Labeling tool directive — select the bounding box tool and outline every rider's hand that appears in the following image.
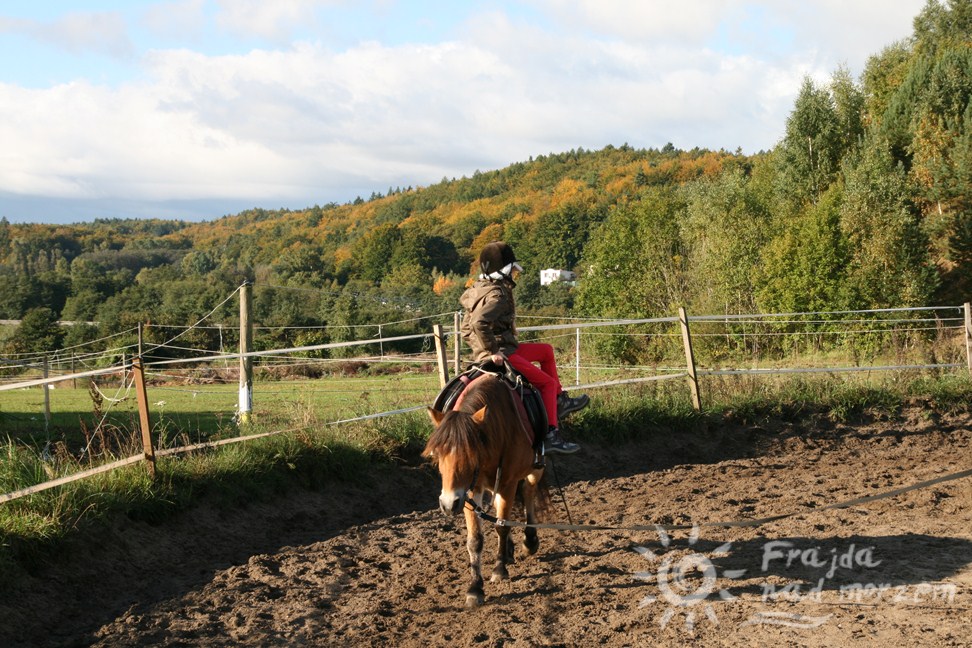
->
[490,353,506,365]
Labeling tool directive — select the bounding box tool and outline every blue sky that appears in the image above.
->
[0,0,927,224]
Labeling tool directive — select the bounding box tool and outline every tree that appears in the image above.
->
[0,217,10,258]
[831,66,866,148]
[4,307,65,356]
[351,223,400,283]
[862,42,913,131]
[756,186,849,314]
[576,189,687,319]
[840,141,938,307]
[774,76,849,212]
[530,203,594,272]
[913,0,972,57]
[681,166,774,315]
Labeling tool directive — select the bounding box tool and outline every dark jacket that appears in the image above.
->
[459,278,518,361]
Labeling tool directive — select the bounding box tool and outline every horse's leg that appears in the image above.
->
[463,501,485,607]
[522,472,541,555]
[489,487,515,583]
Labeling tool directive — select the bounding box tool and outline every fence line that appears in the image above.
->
[0,364,128,392]
[702,363,966,377]
[0,454,144,505]
[3,302,971,505]
[0,402,431,505]
[686,304,964,321]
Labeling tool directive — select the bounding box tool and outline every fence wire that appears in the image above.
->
[2,303,970,504]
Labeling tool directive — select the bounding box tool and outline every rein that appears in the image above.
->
[466,465,972,533]
[462,457,504,516]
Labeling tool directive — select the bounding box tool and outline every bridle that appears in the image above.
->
[460,458,504,516]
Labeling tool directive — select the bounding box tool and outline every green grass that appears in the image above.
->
[0,370,441,450]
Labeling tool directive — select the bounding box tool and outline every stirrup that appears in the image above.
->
[533,446,545,469]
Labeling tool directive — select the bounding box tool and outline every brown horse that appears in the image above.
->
[423,374,548,607]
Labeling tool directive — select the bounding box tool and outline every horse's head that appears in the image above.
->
[423,405,488,516]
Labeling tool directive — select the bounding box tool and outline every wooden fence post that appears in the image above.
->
[453,311,462,376]
[239,280,253,424]
[132,356,156,479]
[42,356,50,434]
[433,323,449,389]
[575,327,581,386]
[964,302,971,375]
[678,307,702,412]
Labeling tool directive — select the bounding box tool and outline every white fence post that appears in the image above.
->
[239,280,253,424]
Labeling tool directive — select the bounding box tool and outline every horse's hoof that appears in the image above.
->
[465,591,484,607]
[490,568,509,583]
[523,537,540,555]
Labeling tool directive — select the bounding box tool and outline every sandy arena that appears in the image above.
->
[2,404,972,647]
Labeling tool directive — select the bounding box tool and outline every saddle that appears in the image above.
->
[432,360,548,452]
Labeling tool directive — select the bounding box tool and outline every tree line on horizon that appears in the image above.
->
[0,0,970,365]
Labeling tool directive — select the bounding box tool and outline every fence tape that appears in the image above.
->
[0,454,145,504]
[0,364,129,392]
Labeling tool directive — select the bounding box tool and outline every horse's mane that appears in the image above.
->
[424,375,522,475]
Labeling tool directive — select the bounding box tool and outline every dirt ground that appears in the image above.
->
[2,404,972,647]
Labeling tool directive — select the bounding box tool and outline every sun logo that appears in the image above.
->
[634,524,746,631]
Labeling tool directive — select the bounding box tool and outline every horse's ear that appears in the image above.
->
[428,407,445,426]
[472,405,488,424]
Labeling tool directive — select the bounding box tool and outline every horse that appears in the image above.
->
[423,373,548,607]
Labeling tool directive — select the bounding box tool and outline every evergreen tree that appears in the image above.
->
[4,307,65,355]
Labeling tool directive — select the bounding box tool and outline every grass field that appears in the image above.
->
[0,369,444,450]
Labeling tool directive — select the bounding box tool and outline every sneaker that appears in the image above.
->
[544,427,580,454]
[557,391,590,418]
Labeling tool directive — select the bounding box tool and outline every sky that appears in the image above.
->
[0,0,929,225]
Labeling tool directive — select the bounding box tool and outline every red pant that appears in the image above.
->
[507,342,562,427]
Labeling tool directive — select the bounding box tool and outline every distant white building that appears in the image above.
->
[540,268,577,286]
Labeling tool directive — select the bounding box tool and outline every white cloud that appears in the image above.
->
[0,0,933,222]
[780,1,922,68]
[530,0,743,44]
[4,11,135,59]
[143,0,207,41]
[213,0,341,42]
